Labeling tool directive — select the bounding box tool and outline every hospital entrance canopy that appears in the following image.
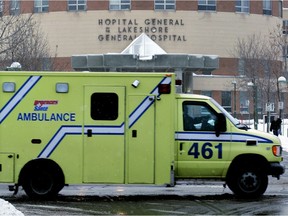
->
[72,33,218,74]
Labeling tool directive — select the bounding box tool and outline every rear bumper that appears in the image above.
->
[268,162,285,178]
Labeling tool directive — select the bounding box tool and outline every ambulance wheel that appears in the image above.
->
[226,165,268,198]
[20,159,64,199]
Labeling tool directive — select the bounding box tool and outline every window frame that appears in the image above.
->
[283,20,288,34]
[221,91,232,113]
[198,0,216,11]
[201,91,212,98]
[0,0,3,16]
[154,0,176,11]
[90,92,119,121]
[68,0,87,12]
[182,101,217,131]
[235,0,250,13]
[109,0,131,11]
[34,0,49,13]
[10,0,20,15]
[263,0,272,15]
[239,91,249,114]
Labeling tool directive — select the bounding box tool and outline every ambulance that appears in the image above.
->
[0,71,284,198]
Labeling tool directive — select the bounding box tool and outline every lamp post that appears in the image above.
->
[248,81,258,130]
[278,76,286,131]
[232,80,237,118]
[278,76,287,133]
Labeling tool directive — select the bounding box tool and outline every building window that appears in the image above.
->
[10,0,20,15]
[282,45,288,59]
[34,0,49,13]
[238,58,246,75]
[235,0,249,13]
[221,91,232,113]
[68,0,87,11]
[201,91,212,97]
[279,0,283,18]
[240,91,249,114]
[0,0,3,16]
[263,0,271,15]
[283,20,288,34]
[154,0,176,11]
[198,0,216,11]
[90,93,118,121]
[109,0,131,10]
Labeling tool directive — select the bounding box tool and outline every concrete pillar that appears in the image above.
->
[175,69,183,93]
[183,71,193,93]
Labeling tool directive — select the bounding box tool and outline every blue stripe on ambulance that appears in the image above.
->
[0,76,41,123]
[0,75,171,158]
[129,76,171,128]
[38,125,82,158]
[39,76,172,158]
[38,124,125,158]
[175,131,273,143]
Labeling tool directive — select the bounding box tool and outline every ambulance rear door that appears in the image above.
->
[127,94,156,184]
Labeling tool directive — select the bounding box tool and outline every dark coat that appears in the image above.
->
[270,118,282,136]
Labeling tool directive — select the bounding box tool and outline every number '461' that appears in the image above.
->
[188,142,222,159]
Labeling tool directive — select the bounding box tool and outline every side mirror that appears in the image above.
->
[215,113,227,137]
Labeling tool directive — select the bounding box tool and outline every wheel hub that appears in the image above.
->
[240,172,258,191]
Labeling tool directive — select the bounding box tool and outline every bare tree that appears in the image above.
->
[233,31,283,128]
[0,14,32,56]
[0,10,60,71]
[7,17,51,70]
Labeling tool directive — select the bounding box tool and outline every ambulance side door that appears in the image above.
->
[83,86,125,183]
[176,100,231,178]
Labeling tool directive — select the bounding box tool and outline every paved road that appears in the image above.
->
[0,152,287,215]
[1,179,288,215]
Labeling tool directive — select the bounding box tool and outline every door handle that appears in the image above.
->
[87,129,92,137]
[132,130,137,138]
[180,142,184,151]
[179,143,185,155]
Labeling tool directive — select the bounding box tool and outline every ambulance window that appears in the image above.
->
[183,101,216,131]
[91,93,118,120]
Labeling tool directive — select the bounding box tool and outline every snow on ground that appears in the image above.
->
[0,199,24,216]
[1,119,288,215]
[279,136,288,152]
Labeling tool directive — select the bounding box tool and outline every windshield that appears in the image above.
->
[209,97,239,126]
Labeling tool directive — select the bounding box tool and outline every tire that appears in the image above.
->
[20,159,64,199]
[227,165,268,198]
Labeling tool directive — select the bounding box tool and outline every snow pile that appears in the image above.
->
[0,199,24,216]
[279,136,288,152]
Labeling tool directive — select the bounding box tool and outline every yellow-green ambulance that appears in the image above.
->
[0,71,284,198]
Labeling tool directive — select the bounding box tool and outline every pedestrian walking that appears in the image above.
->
[270,118,282,136]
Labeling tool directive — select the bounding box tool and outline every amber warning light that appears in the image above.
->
[158,84,171,94]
